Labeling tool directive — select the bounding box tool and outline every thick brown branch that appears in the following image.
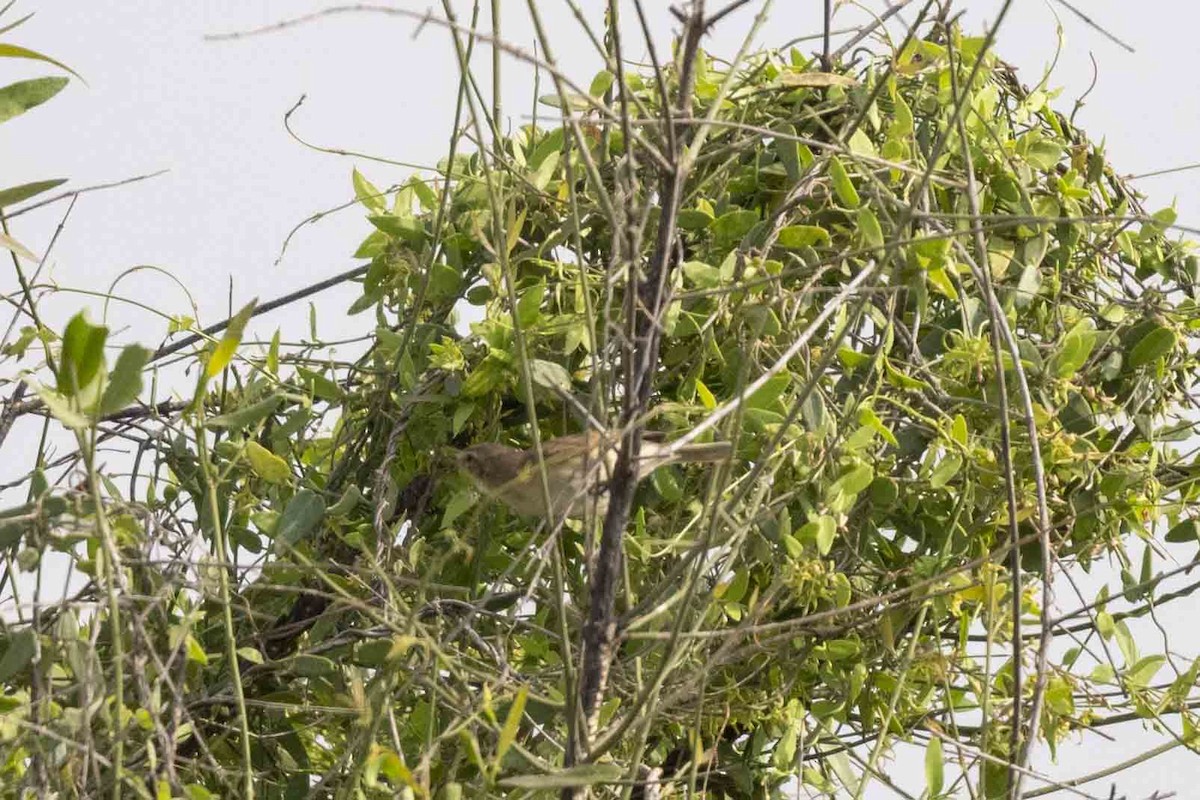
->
[575,0,709,755]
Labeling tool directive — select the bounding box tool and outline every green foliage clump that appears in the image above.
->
[3,15,1199,800]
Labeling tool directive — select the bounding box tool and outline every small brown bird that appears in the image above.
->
[455,430,733,520]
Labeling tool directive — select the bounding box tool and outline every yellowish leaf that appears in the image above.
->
[205,299,257,380]
[779,71,858,88]
[0,231,37,262]
[245,441,291,485]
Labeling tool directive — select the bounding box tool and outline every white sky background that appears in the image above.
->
[2,0,1198,796]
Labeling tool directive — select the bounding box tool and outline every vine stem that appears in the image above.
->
[942,17,1055,790]
[77,427,126,800]
[194,424,255,799]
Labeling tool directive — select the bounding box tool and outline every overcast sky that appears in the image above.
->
[3,1,1198,796]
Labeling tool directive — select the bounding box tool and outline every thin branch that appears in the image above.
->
[1050,0,1135,53]
[150,263,369,362]
[0,170,168,222]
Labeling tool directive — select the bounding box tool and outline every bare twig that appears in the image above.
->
[1050,0,1135,53]
[151,263,369,361]
[0,170,168,222]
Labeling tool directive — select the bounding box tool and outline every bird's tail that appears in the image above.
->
[673,440,734,463]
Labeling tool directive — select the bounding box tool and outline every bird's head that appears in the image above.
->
[455,442,523,490]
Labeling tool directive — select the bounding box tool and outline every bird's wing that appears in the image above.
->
[526,432,604,465]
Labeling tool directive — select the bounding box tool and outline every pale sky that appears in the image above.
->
[2,1,1198,796]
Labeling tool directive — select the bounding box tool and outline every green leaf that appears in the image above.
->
[857,207,885,249]
[929,453,963,489]
[682,260,721,288]
[1126,655,1165,687]
[781,532,804,558]
[1046,676,1074,715]
[890,93,914,136]
[529,359,572,393]
[1054,319,1097,378]
[747,373,790,411]
[245,441,291,485]
[828,156,861,208]
[0,76,68,124]
[537,92,592,111]
[988,237,1016,278]
[237,646,264,665]
[294,368,342,403]
[847,128,877,158]
[776,225,830,249]
[0,43,83,79]
[677,208,713,230]
[815,519,837,555]
[885,360,930,391]
[428,262,462,301]
[98,345,150,416]
[516,281,544,327]
[205,299,257,379]
[184,634,208,664]
[184,784,216,800]
[292,654,336,677]
[715,570,749,604]
[1148,206,1177,233]
[799,515,838,556]
[588,69,615,97]
[57,312,108,397]
[1014,262,1042,306]
[33,384,88,429]
[205,393,284,430]
[353,229,389,259]
[408,177,438,211]
[1114,619,1138,666]
[495,686,528,765]
[466,284,493,305]
[1165,519,1200,544]
[499,764,624,790]
[274,489,326,550]
[0,629,35,681]
[838,347,872,370]
[264,330,280,376]
[367,213,426,244]
[1127,324,1176,368]
[855,407,898,446]
[328,485,365,518]
[1024,138,1064,171]
[530,150,559,190]
[505,207,526,256]
[779,70,858,88]
[950,414,969,446]
[352,167,387,213]
[927,267,959,299]
[1096,610,1114,640]
[354,639,395,667]
[441,489,476,529]
[773,717,800,770]
[925,737,944,796]
[869,476,898,506]
[774,127,803,181]
[452,402,475,435]
[829,465,873,499]
[712,209,759,241]
[0,177,65,207]
[0,230,36,262]
[695,379,716,410]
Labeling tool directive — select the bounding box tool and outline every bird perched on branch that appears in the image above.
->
[455,430,732,520]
